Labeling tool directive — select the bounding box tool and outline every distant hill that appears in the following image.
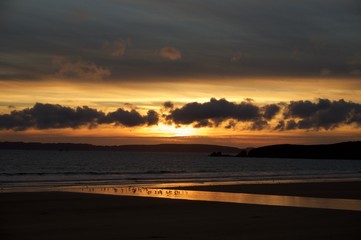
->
[2,141,360,159]
[244,141,361,160]
[0,142,241,153]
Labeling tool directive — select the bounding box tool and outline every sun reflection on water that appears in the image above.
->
[63,186,361,212]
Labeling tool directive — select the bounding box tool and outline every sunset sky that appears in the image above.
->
[1,0,361,147]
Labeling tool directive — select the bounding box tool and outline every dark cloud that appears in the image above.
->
[1,0,360,81]
[250,120,269,131]
[145,110,159,126]
[282,99,361,130]
[193,119,213,128]
[274,120,285,131]
[163,101,174,110]
[166,98,361,131]
[0,103,104,131]
[262,104,281,120]
[102,109,146,127]
[285,120,298,130]
[166,98,262,127]
[285,99,329,118]
[1,99,361,131]
[0,103,159,131]
[100,108,159,127]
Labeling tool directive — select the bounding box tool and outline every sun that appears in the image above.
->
[150,123,197,137]
[173,126,196,137]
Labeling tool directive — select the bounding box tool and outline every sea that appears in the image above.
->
[1,150,361,188]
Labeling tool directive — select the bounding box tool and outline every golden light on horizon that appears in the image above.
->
[2,77,361,113]
[1,77,361,146]
[149,123,201,137]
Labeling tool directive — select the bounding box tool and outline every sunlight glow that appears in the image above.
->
[150,123,198,137]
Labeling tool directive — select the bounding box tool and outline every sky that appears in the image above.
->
[1,0,361,147]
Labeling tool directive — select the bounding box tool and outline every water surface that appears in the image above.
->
[1,150,361,187]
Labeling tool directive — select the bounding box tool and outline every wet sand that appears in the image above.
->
[176,180,361,199]
[1,181,361,240]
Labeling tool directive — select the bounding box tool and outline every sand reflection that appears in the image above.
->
[65,186,361,212]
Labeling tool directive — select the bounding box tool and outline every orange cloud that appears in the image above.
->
[53,56,111,81]
[159,47,181,61]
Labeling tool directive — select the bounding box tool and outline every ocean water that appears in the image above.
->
[1,150,361,187]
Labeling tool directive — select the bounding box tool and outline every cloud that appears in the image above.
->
[97,108,159,127]
[166,98,361,131]
[250,120,269,130]
[163,101,174,109]
[145,110,159,126]
[102,38,131,57]
[285,120,298,130]
[159,47,182,61]
[282,99,361,130]
[53,56,111,81]
[262,104,281,120]
[166,98,262,127]
[0,103,104,131]
[194,119,213,128]
[101,109,146,127]
[1,98,360,132]
[0,103,159,131]
[284,100,325,118]
[1,0,361,81]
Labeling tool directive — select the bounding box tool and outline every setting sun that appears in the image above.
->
[150,123,199,137]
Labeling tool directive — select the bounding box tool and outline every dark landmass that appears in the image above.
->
[1,141,360,159]
[244,141,361,160]
[209,141,361,160]
[0,142,240,153]
[209,151,232,157]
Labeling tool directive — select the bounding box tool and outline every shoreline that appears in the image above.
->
[175,179,361,199]
[2,177,361,194]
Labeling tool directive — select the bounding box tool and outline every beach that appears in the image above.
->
[1,181,361,240]
[175,180,361,199]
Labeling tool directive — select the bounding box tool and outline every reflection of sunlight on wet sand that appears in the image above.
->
[63,186,361,212]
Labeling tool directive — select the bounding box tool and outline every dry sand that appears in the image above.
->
[1,181,361,240]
